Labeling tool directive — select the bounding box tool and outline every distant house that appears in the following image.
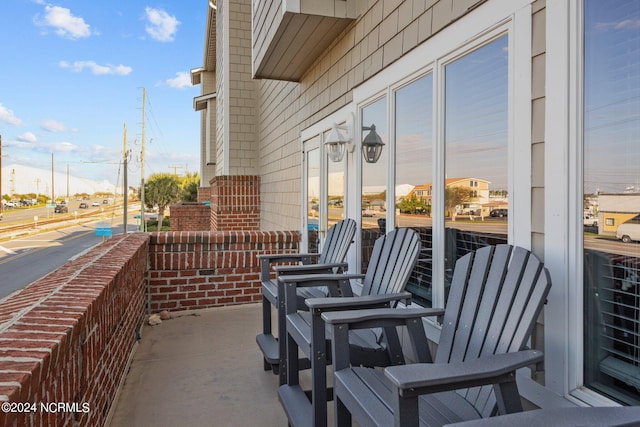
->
[596,193,640,236]
[406,178,492,216]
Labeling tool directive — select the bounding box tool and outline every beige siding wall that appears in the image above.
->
[530,0,546,385]
[216,0,259,176]
[228,0,258,175]
[531,0,546,259]
[216,0,225,177]
[252,0,280,75]
[257,0,498,230]
[202,71,217,185]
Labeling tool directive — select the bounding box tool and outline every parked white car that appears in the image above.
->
[616,222,640,243]
[583,214,598,226]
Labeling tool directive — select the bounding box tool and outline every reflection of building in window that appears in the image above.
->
[596,193,640,236]
[404,177,500,217]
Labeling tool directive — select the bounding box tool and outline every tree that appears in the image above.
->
[144,173,182,226]
[180,172,200,202]
[396,194,429,215]
[444,186,475,221]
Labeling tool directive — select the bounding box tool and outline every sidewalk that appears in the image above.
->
[108,304,287,427]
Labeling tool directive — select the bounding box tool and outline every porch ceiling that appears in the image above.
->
[253,11,354,82]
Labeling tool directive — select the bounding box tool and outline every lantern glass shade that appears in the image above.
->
[362,124,384,163]
[326,141,346,162]
[325,125,350,162]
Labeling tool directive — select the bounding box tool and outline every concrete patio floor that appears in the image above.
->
[108,303,288,427]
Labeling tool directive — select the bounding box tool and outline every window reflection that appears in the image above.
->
[583,0,640,405]
[307,145,320,253]
[395,75,434,306]
[326,129,345,228]
[444,35,509,301]
[361,98,387,272]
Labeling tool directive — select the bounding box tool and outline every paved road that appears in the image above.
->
[0,216,138,300]
[0,199,113,224]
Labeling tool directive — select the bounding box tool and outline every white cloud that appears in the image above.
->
[35,5,91,39]
[0,103,22,126]
[165,71,191,89]
[17,132,38,143]
[144,7,180,42]
[40,119,76,132]
[59,60,132,76]
[52,141,78,152]
[596,19,640,31]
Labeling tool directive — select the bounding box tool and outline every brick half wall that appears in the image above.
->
[170,202,212,231]
[148,230,301,312]
[0,233,149,427]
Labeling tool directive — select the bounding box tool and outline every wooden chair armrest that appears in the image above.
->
[278,273,365,286]
[306,292,412,311]
[273,262,348,274]
[322,307,444,327]
[384,350,543,396]
[257,253,316,263]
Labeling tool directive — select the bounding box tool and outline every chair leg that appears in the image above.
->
[278,289,288,385]
[262,294,272,335]
[335,395,351,427]
[392,390,419,427]
[262,295,273,372]
[310,312,327,427]
[494,378,523,414]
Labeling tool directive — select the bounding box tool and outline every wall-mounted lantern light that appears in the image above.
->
[361,124,384,164]
[325,114,354,162]
[324,115,384,164]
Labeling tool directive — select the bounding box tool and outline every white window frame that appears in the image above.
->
[353,0,532,321]
[546,0,628,407]
[301,105,357,265]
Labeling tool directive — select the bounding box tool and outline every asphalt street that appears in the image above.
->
[0,214,138,300]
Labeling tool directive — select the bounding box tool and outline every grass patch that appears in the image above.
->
[146,217,171,232]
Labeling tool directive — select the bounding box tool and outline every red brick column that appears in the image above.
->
[210,175,260,231]
[197,186,210,203]
[170,202,211,231]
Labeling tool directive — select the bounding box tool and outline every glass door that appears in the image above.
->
[303,136,322,253]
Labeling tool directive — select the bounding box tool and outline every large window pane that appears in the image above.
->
[395,75,434,306]
[444,35,509,301]
[583,0,640,405]
[361,97,387,272]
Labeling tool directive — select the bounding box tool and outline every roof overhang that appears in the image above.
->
[252,1,356,81]
[190,67,205,85]
[193,92,217,111]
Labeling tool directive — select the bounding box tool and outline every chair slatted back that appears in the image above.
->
[361,228,421,297]
[434,245,552,417]
[318,219,357,265]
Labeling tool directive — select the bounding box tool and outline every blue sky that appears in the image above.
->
[0,0,205,190]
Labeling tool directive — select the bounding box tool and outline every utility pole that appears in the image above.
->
[140,87,146,232]
[51,153,55,202]
[9,169,15,196]
[123,123,129,234]
[168,165,183,175]
[66,164,69,202]
[0,134,3,216]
